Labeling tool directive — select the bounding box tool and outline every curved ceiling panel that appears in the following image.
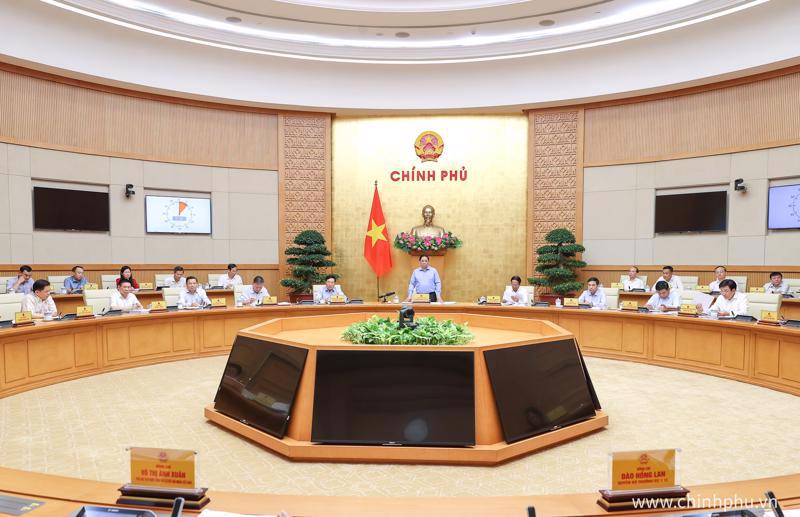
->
[44,0,766,62]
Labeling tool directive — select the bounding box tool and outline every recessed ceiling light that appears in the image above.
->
[395,32,410,38]
[376,32,383,36]
[225,16,241,23]
[539,19,555,26]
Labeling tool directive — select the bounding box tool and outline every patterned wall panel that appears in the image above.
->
[529,110,583,280]
[279,115,332,282]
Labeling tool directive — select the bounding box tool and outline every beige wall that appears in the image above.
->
[332,115,528,302]
[582,144,800,266]
[0,143,279,264]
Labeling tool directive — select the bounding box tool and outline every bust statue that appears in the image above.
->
[411,205,446,238]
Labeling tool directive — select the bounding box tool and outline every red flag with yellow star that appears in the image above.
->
[363,185,393,277]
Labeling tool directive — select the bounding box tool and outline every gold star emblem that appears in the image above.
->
[365,219,387,248]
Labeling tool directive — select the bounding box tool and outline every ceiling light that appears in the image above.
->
[539,19,555,26]
[395,32,410,38]
[225,16,241,23]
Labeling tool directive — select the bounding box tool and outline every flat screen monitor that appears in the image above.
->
[483,339,599,443]
[213,336,308,438]
[312,350,475,446]
[654,191,727,233]
[145,195,211,234]
[33,186,110,231]
[767,183,800,230]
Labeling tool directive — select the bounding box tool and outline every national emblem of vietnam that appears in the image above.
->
[414,131,444,162]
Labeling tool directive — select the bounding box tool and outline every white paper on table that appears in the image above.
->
[692,291,715,313]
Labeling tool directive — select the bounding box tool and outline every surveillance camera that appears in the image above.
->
[125,184,136,198]
[733,178,746,192]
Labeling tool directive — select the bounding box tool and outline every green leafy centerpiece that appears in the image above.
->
[342,316,474,345]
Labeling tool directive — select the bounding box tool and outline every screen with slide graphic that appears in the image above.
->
[768,183,800,230]
[145,195,212,234]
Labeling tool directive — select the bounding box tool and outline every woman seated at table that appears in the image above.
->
[116,265,140,290]
[624,266,645,291]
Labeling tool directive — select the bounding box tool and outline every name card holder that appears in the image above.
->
[620,300,639,311]
[412,293,431,303]
[13,311,34,327]
[749,287,765,293]
[563,298,579,308]
[610,282,623,289]
[757,310,780,326]
[329,295,347,304]
[139,282,154,291]
[76,305,95,318]
[695,285,711,293]
[210,298,227,308]
[599,448,686,511]
[678,304,699,317]
[85,283,99,290]
[149,300,167,312]
[485,295,501,305]
[261,296,278,306]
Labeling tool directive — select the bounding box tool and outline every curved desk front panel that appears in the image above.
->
[1,304,799,398]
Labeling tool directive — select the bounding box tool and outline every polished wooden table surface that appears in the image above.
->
[1,304,799,516]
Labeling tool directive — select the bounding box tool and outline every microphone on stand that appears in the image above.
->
[378,291,396,303]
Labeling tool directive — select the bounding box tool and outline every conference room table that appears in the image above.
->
[617,290,800,319]
[1,302,799,516]
[51,289,236,314]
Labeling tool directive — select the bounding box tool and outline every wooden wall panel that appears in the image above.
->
[527,109,584,281]
[584,71,800,166]
[0,68,278,169]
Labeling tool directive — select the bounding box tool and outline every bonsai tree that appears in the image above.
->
[280,230,337,294]
[528,228,586,295]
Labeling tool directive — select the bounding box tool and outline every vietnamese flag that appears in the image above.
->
[363,185,393,277]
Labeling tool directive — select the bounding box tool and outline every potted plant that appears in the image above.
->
[280,230,337,303]
[528,228,586,304]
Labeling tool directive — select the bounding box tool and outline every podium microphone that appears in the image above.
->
[378,291,396,302]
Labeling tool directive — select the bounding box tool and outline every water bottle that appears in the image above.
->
[555,298,562,308]
[709,308,719,320]
[392,294,400,304]
[177,301,184,310]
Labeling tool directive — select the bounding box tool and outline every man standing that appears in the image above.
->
[406,255,441,302]
[6,265,34,294]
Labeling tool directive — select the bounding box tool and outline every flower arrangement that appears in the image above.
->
[342,316,474,345]
[393,231,463,252]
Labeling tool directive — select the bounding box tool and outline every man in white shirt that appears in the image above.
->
[708,279,748,317]
[764,272,789,295]
[238,276,270,306]
[646,281,681,312]
[578,277,607,308]
[20,279,57,319]
[709,266,727,293]
[179,276,210,307]
[164,266,186,289]
[219,263,243,289]
[502,275,529,306]
[110,279,142,311]
[623,266,645,291]
[315,275,347,304]
[652,266,684,292]
[6,265,34,294]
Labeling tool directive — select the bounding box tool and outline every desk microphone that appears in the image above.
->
[378,291,396,302]
[170,497,185,517]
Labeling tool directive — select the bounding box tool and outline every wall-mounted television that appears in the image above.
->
[311,350,475,446]
[768,183,800,230]
[145,195,211,234]
[483,339,599,444]
[33,186,110,232]
[654,190,727,233]
[213,336,308,439]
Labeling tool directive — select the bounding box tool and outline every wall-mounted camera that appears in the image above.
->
[733,178,747,193]
[125,184,136,198]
